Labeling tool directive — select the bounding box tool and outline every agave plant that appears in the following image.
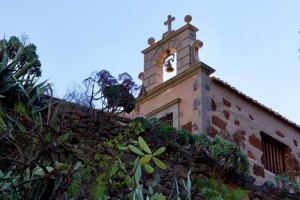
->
[0,37,49,125]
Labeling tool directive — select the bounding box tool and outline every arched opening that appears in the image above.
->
[163,52,177,82]
[156,48,177,82]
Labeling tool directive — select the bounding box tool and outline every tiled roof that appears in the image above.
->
[210,76,300,131]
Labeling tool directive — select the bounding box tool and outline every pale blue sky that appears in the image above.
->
[2,1,300,123]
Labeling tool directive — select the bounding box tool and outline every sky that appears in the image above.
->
[2,1,300,123]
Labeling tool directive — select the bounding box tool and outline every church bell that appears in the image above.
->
[165,62,174,72]
[163,49,175,73]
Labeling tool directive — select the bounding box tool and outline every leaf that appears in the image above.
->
[148,186,153,195]
[135,165,142,183]
[124,175,132,187]
[139,155,152,165]
[45,132,54,143]
[61,131,72,143]
[67,181,80,198]
[138,136,152,154]
[152,157,167,170]
[54,161,68,171]
[150,193,166,200]
[133,157,139,170]
[144,164,154,173]
[128,145,145,156]
[118,145,128,151]
[74,161,83,171]
[33,166,53,177]
[153,147,166,156]
[135,184,144,200]
[152,173,160,187]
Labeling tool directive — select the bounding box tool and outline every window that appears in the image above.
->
[159,113,173,126]
[261,132,288,174]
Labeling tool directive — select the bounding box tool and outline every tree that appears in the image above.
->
[0,35,41,78]
[64,82,91,107]
[65,70,140,113]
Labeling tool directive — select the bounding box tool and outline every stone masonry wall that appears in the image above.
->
[207,79,300,185]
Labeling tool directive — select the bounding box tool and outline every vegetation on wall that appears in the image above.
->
[64,70,140,113]
[1,35,298,200]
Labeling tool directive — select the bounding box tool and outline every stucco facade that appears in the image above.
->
[132,15,300,185]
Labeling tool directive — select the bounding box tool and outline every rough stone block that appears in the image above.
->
[234,120,240,126]
[275,130,285,138]
[249,114,254,120]
[211,99,216,111]
[247,150,255,160]
[223,110,230,120]
[212,115,227,130]
[293,139,298,147]
[206,125,218,137]
[249,134,262,150]
[222,98,232,107]
[253,164,265,177]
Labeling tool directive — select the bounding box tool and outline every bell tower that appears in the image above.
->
[136,15,215,133]
[140,15,206,91]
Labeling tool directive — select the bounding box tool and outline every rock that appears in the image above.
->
[212,115,227,130]
[253,164,265,178]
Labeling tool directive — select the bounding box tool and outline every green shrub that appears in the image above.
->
[274,173,300,197]
[201,188,223,200]
[198,178,249,200]
[204,137,249,179]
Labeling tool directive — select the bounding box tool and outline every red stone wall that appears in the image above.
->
[207,80,300,185]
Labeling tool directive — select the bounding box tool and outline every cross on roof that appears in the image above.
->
[164,15,175,34]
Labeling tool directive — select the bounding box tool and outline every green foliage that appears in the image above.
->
[198,178,249,200]
[90,179,107,200]
[181,168,193,200]
[110,120,144,149]
[274,173,300,197]
[200,136,249,179]
[130,161,166,200]
[103,84,135,113]
[67,181,81,199]
[230,189,249,200]
[201,188,223,200]
[1,36,41,77]
[0,35,90,199]
[262,180,275,192]
[122,136,167,200]
[127,136,167,173]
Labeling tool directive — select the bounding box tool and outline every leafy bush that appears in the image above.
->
[198,178,249,200]
[274,173,300,197]
[202,136,249,179]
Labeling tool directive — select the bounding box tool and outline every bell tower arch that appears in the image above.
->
[141,15,204,91]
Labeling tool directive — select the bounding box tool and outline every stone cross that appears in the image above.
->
[164,15,175,34]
